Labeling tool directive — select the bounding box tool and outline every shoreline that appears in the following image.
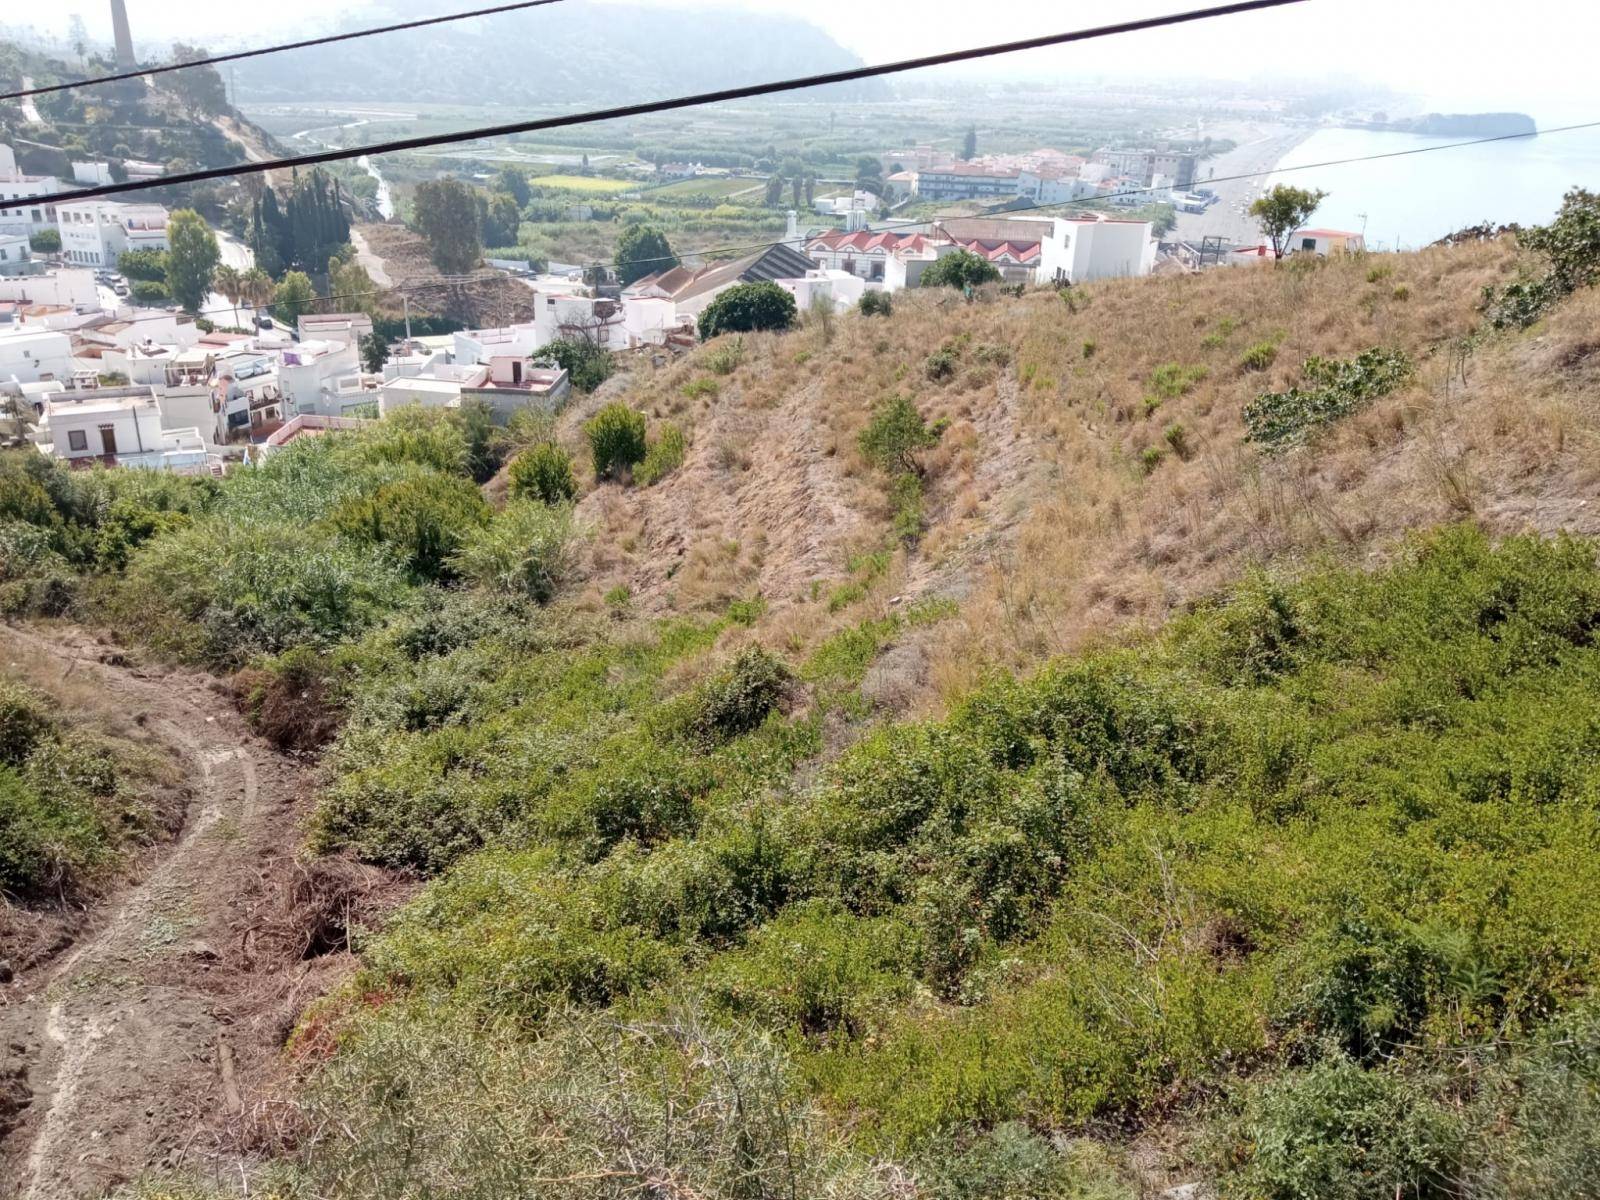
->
[1171,124,1312,247]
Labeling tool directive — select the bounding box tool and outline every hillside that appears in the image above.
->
[230,1,889,106]
[5,206,1600,1197]
[0,38,278,184]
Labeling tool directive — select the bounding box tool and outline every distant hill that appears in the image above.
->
[1365,112,1538,138]
[230,1,887,106]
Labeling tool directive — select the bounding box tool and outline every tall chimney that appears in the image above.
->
[786,210,798,244]
[110,0,136,70]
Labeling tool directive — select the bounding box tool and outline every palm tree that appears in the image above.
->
[241,267,274,324]
[212,264,243,329]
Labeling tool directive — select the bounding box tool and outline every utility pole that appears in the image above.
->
[402,292,411,342]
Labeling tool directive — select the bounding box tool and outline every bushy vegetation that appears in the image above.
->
[507,442,578,505]
[1484,187,1600,328]
[285,527,1600,1196]
[697,281,797,340]
[920,248,1003,290]
[539,336,614,393]
[0,405,521,668]
[0,676,159,896]
[1242,347,1413,449]
[585,403,648,480]
[634,422,687,487]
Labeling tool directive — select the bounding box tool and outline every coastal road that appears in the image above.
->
[1174,128,1308,247]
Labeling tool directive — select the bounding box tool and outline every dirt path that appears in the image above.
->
[0,625,320,1200]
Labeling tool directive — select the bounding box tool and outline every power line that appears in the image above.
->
[604,118,1600,274]
[0,0,568,104]
[0,0,1306,213]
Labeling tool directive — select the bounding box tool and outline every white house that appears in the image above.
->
[1289,228,1367,256]
[57,201,169,269]
[0,268,98,311]
[36,386,208,472]
[0,327,72,384]
[532,295,628,352]
[0,234,36,276]
[299,312,374,344]
[71,161,114,187]
[377,357,569,421]
[1037,216,1158,284]
[275,338,367,417]
[776,269,867,313]
[454,323,545,365]
[0,145,63,241]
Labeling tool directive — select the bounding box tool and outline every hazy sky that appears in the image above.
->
[23,1,1600,120]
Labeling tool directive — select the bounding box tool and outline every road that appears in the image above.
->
[17,78,41,125]
[202,232,255,328]
[1173,128,1309,247]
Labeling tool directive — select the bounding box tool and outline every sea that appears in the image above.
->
[1263,121,1600,251]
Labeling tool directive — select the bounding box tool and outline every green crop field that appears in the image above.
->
[645,177,764,201]
[528,174,636,194]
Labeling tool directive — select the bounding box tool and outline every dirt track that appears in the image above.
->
[0,625,328,1200]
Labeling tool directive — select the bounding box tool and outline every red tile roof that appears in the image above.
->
[806,230,931,255]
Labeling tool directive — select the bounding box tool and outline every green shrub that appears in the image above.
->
[1148,362,1208,399]
[921,249,1002,290]
[1225,1057,1465,1200]
[1243,347,1413,449]
[706,901,916,1034]
[680,377,719,400]
[0,679,54,767]
[117,249,168,282]
[450,501,576,603]
[924,348,958,382]
[917,1124,1135,1200]
[634,423,687,487]
[1240,340,1279,372]
[585,403,648,480]
[688,646,790,745]
[858,395,943,476]
[116,521,411,666]
[507,442,577,505]
[859,290,893,317]
[698,282,796,340]
[1163,423,1190,459]
[1140,445,1164,474]
[537,336,613,393]
[701,336,745,376]
[1484,188,1600,328]
[329,471,491,583]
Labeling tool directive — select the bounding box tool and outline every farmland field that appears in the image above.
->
[642,176,765,201]
[528,174,636,193]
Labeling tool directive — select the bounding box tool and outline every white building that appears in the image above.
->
[0,268,98,311]
[533,295,629,352]
[1289,228,1367,256]
[1038,216,1158,284]
[776,269,867,313]
[0,145,63,241]
[0,327,72,384]
[36,386,208,472]
[454,323,545,365]
[71,161,114,187]
[57,201,169,269]
[276,338,366,417]
[0,234,36,276]
[377,356,569,421]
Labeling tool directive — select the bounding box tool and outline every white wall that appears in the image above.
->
[0,269,98,310]
[0,329,71,383]
[46,399,164,461]
[455,324,542,364]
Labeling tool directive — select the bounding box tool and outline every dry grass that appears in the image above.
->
[544,240,1600,715]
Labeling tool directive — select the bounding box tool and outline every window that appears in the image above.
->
[1301,237,1317,252]
[67,429,87,451]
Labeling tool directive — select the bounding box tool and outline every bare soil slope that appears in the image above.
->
[533,240,1600,710]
